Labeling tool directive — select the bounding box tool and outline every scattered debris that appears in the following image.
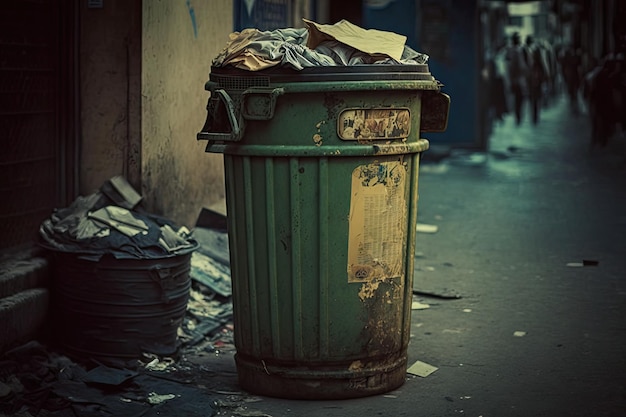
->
[193,226,230,266]
[513,331,527,337]
[416,223,439,233]
[0,341,219,416]
[413,289,462,300]
[567,259,599,267]
[407,360,438,377]
[191,251,232,297]
[180,285,234,350]
[412,301,431,310]
[143,357,176,372]
[147,392,178,405]
[214,399,273,417]
[83,364,138,386]
[195,204,227,232]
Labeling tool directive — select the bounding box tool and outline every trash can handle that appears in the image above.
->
[241,87,284,120]
[197,88,243,142]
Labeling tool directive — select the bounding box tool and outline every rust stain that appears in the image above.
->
[358,279,381,301]
[373,144,412,155]
[348,360,364,371]
[313,120,326,146]
[358,279,404,355]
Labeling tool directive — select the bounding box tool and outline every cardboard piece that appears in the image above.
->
[303,18,406,61]
[100,176,142,209]
[407,360,438,377]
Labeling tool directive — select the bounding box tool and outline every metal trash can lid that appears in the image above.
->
[209,64,437,89]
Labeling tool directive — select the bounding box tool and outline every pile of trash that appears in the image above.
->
[0,340,223,416]
[36,176,235,359]
[38,176,197,261]
[213,18,429,71]
[1,179,240,415]
[179,225,234,355]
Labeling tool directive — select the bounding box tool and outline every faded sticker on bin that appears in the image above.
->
[347,160,408,282]
[338,108,411,140]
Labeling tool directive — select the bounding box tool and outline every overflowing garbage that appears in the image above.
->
[212,18,429,71]
[38,176,197,261]
[35,176,236,352]
[35,176,236,359]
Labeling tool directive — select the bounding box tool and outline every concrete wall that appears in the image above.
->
[79,1,231,229]
[142,1,232,228]
[79,1,142,195]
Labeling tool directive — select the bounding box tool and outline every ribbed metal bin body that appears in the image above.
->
[200,66,446,399]
[51,252,192,362]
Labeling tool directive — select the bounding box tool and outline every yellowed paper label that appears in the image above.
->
[338,108,411,140]
[347,160,407,282]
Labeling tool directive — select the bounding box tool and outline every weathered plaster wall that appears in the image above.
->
[79,1,142,195]
[142,1,231,228]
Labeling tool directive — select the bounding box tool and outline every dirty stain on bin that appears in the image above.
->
[198,23,449,400]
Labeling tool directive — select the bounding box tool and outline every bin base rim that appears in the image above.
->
[234,352,407,400]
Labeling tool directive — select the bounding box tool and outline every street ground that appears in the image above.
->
[2,94,625,417]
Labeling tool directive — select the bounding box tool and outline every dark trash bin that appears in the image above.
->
[39,194,197,364]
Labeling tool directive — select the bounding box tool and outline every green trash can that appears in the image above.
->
[198,64,449,399]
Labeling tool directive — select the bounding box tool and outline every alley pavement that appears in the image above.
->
[2,94,625,417]
[194,95,626,417]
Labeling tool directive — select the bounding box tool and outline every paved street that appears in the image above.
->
[2,95,625,417]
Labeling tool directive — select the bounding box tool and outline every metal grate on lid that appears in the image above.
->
[210,74,271,91]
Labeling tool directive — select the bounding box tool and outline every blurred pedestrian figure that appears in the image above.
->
[584,52,626,146]
[581,13,626,147]
[483,45,508,122]
[505,32,528,125]
[540,39,558,105]
[559,45,582,114]
[524,35,548,124]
